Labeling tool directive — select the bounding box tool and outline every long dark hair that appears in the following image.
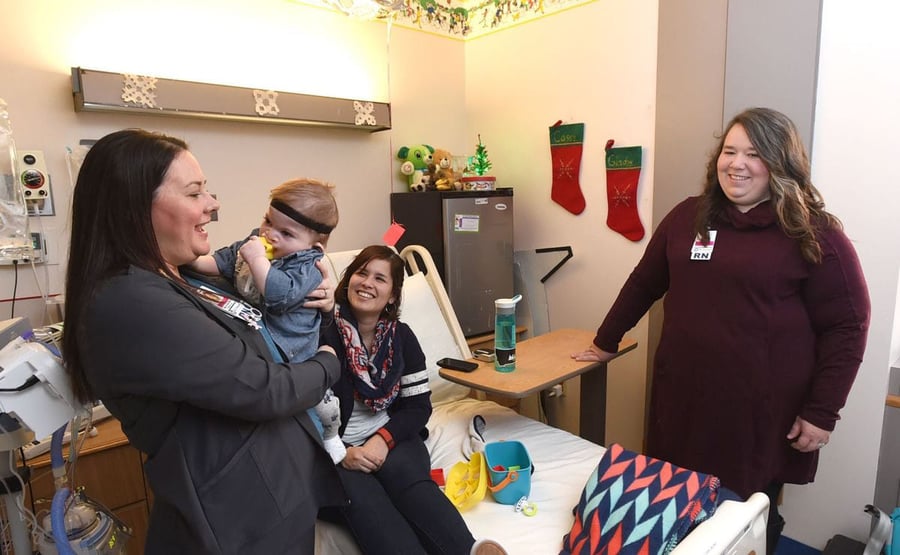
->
[693,107,840,263]
[335,246,406,321]
[62,129,188,402]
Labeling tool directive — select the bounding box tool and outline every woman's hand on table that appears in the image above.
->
[305,255,336,313]
[571,344,617,363]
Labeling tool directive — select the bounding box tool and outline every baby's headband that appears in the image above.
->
[270,199,334,234]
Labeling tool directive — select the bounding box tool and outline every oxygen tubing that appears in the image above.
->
[50,487,76,555]
[50,424,76,555]
[50,425,65,471]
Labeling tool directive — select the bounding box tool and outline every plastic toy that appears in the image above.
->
[444,452,488,511]
[258,236,274,260]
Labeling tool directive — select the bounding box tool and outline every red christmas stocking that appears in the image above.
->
[549,121,586,215]
[605,140,645,241]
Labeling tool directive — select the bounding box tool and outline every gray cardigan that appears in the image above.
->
[82,266,345,554]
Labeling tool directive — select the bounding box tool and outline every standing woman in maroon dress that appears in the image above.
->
[573,107,870,553]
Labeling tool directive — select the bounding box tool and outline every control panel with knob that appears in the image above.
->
[15,150,55,216]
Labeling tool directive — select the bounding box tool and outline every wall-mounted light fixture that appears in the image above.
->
[70,67,391,132]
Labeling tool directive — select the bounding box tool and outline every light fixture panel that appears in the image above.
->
[71,67,390,132]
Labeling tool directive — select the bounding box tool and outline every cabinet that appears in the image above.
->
[26,418,149,555]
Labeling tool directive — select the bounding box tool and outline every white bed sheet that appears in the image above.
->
[315,397,603,554]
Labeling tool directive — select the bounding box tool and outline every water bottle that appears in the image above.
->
[494,294,522,372]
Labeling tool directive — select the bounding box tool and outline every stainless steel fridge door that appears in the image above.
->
[442,193,514,336]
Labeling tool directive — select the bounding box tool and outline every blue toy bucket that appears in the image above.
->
[485,441,532,505]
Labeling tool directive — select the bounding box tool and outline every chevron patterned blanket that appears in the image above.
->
[560,443,721,555]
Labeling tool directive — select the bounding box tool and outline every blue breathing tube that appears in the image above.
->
[49,424,77,555]
[51,487,76,555]
[50,425,65,471]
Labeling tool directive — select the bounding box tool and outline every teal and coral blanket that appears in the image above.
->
[561,443,720,555]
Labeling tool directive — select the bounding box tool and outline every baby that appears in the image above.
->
[191,178,346,463]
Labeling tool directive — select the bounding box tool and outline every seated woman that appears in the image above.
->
[320,245,503,555]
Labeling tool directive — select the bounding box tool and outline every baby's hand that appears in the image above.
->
[240,236,268,263]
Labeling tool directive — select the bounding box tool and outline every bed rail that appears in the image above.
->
[398,245,472,360]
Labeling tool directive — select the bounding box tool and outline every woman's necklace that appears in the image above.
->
[189,284,263,330]
[359,329,376,354]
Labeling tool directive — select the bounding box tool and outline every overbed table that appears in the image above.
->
[438,328,637,446]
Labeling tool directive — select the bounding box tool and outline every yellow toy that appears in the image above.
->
[444,452,488,511]
[258,236,275,260]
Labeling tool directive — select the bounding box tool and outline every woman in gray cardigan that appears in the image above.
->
[61,129,345,554]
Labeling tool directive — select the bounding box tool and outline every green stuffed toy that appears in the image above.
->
[397,144,435,192]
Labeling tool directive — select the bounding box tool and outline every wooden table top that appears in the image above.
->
[439,328,637,398]
[27,417,129,469]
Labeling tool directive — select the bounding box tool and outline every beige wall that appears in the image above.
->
[463,0,659,452]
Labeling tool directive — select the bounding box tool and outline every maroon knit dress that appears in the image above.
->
[594,197,870,498]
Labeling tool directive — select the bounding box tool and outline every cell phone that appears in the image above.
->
[436,357,479,372]
[473,348,495,362]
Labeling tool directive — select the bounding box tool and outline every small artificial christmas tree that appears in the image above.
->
[468,134,493,176]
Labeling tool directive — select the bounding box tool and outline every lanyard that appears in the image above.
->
[183,277,284,361]
[182,277,321,432]
[189,284,263,330]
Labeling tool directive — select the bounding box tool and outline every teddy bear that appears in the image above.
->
[397,144,434,192]
[430,148,459,191]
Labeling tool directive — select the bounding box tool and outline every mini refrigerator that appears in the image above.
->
[390,188,514,337]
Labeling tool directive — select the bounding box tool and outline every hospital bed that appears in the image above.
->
[315,245,769,554]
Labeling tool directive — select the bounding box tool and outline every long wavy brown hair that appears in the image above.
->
[693,107,840,263]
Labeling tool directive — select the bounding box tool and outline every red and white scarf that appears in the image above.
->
[335,305,400,412]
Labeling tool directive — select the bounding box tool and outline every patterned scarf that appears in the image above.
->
[335,304,400,412]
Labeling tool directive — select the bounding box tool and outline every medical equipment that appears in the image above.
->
[0,99,34,265]
[0,317,130,554]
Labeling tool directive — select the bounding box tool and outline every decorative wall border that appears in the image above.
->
[295,0,597,39]
[394,0,596,38]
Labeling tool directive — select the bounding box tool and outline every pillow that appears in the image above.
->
[399,272,471,405]
[326,249,361,283]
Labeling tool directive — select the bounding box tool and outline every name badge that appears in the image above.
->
[690,230,717,261]
[193,285,263,329]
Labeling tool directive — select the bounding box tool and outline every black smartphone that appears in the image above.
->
[436,357,479,372]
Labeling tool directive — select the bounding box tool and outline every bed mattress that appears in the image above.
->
[315,397,603,554]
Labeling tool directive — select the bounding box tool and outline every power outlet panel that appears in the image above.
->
[16,149,55,216]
